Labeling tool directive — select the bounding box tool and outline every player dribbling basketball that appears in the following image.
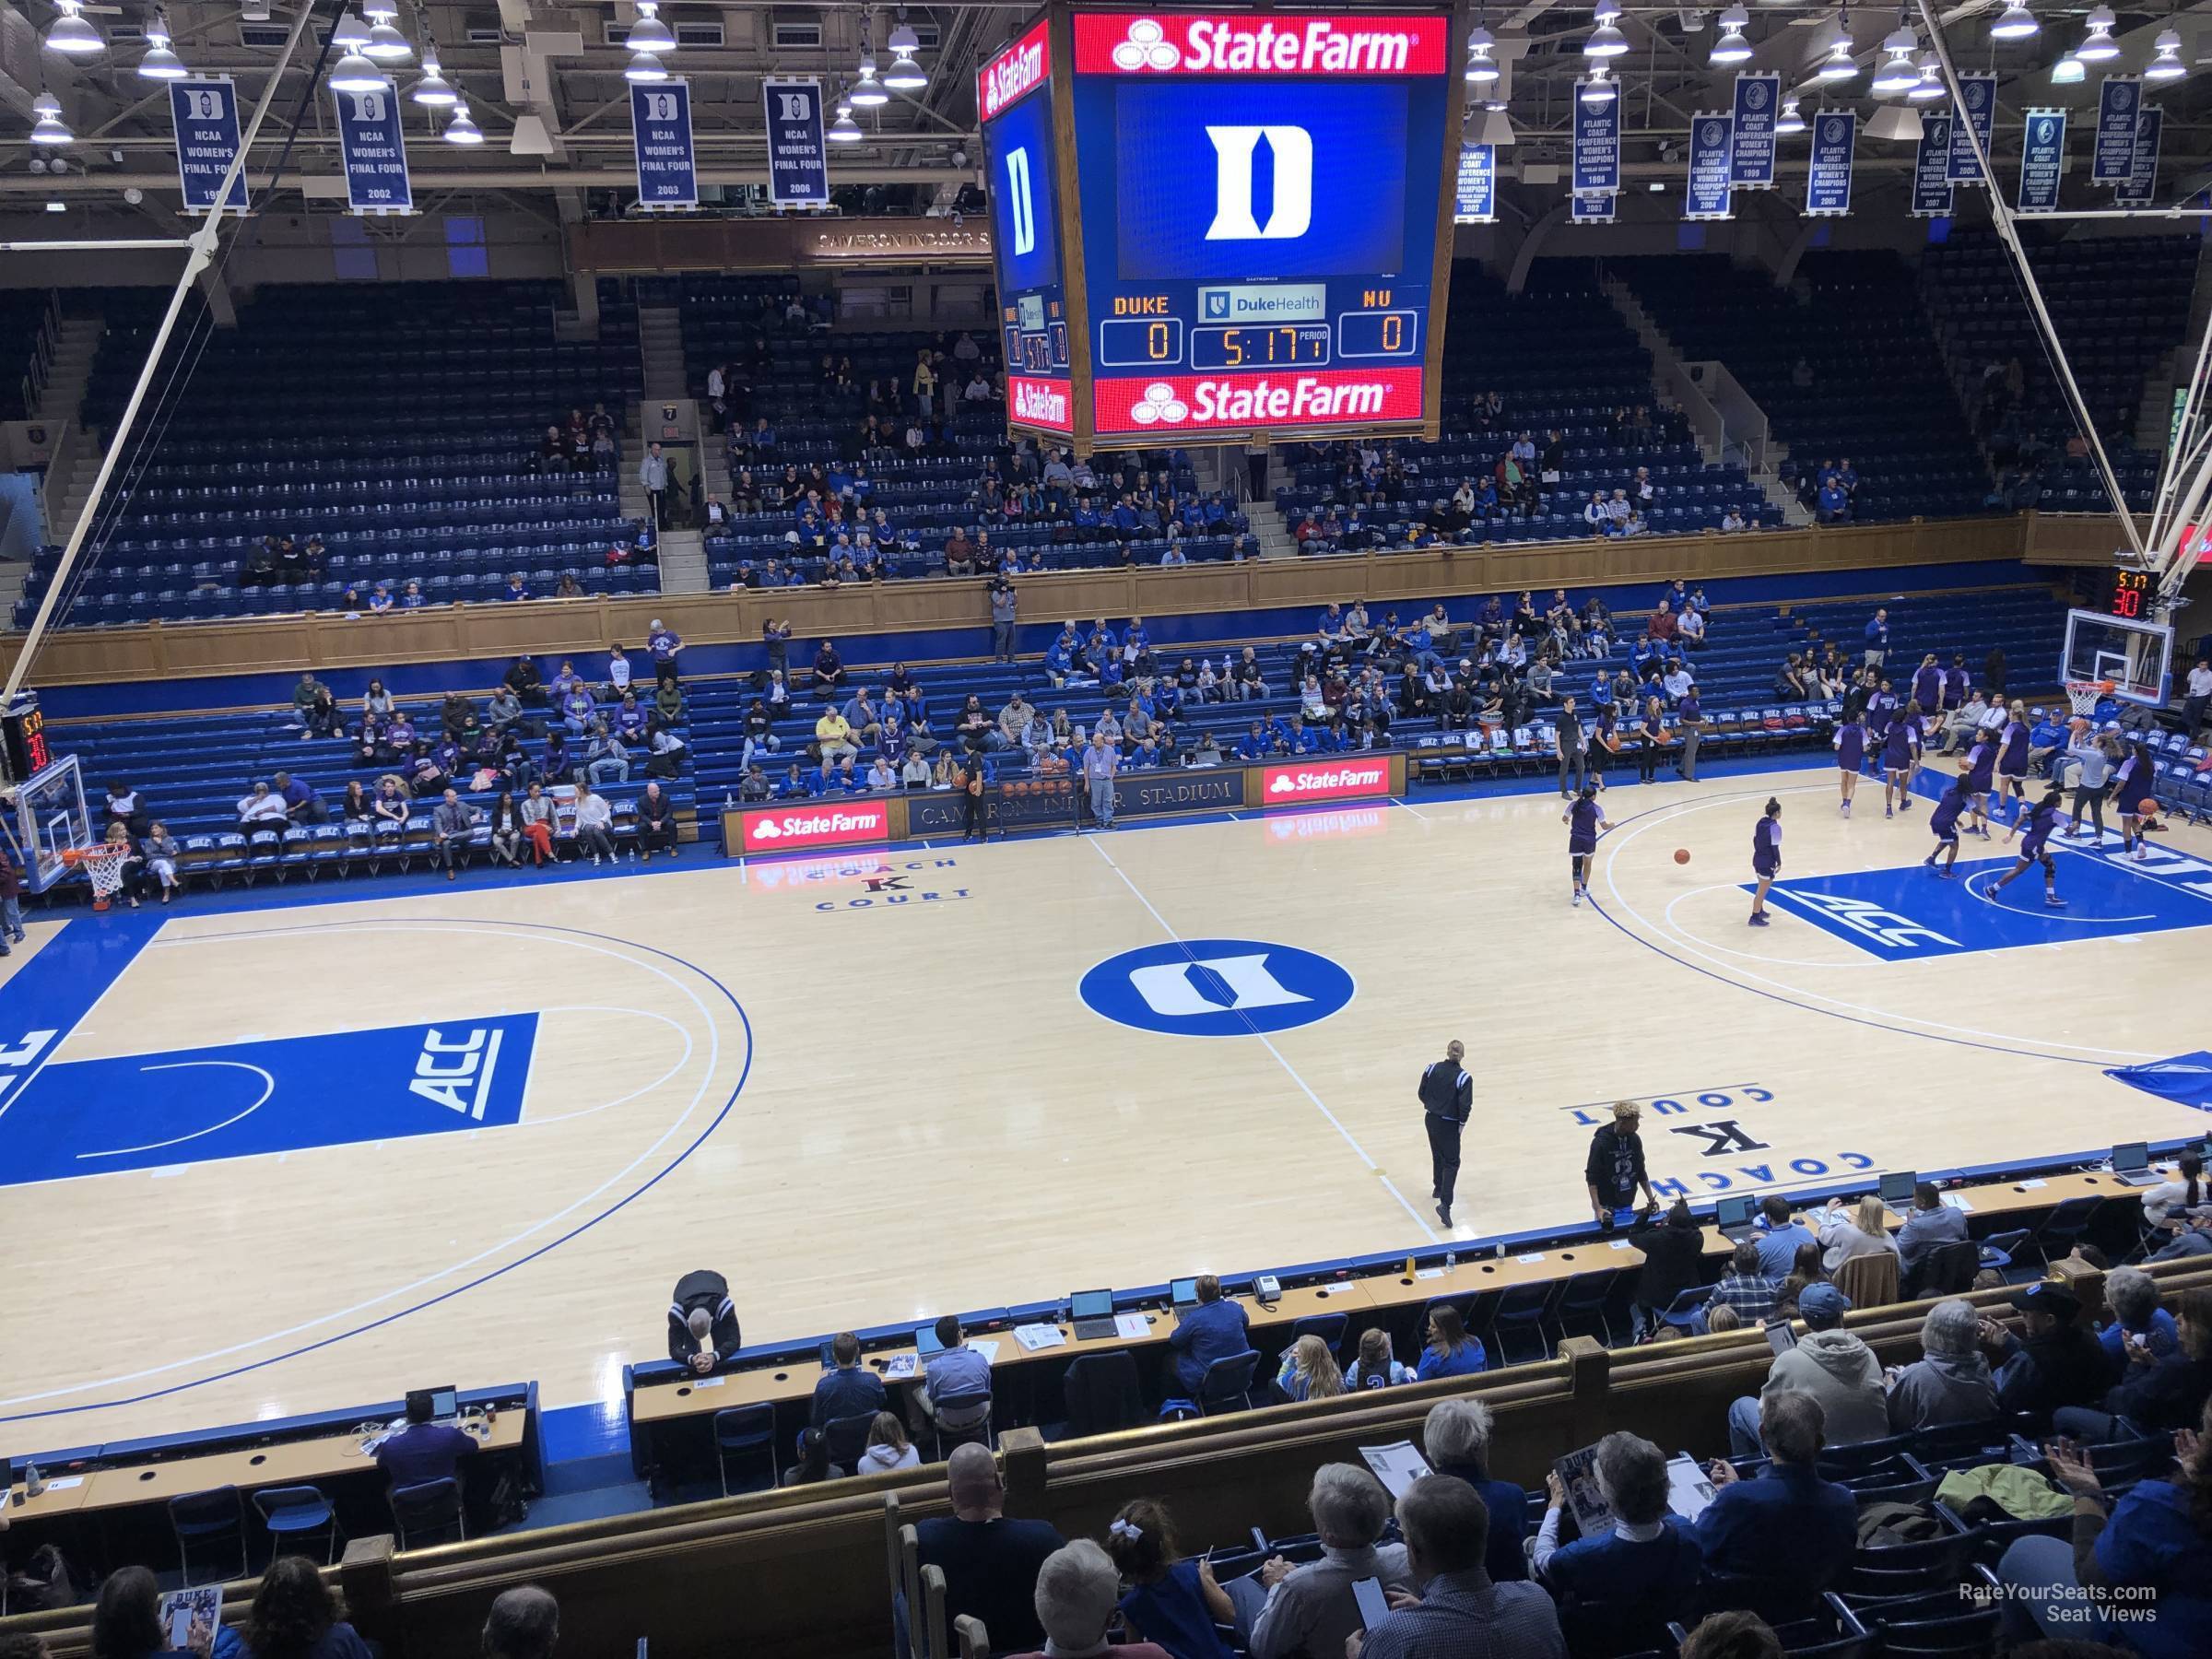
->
[1991,787,2068,908]
[1880,700,1922,818]
[1924,779,1967,878]
[1562,784,1611,908]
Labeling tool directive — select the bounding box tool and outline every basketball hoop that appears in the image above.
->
[2065,678,2115,721]
[58,842,131,911]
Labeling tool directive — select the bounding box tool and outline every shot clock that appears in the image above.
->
[980,6,1461,449]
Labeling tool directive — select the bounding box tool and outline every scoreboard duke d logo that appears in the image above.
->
[1203,124,1314,241]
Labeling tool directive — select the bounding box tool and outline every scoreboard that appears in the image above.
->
[980,6,1461,450]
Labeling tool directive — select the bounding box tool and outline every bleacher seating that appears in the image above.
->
[1617,251,1994,524]
[18,281,645,629]
[0,288,57,422]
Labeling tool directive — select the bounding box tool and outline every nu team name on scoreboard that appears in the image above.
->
[979,6,1461,450]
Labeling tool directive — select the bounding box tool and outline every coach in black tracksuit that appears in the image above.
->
[1418,1041,1474,1227]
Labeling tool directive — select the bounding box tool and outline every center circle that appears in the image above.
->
[1079,938,1355,1037]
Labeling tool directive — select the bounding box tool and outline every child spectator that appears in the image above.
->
[1101,1498,1236,1659]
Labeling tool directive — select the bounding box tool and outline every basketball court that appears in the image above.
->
[3,750,2206,1446]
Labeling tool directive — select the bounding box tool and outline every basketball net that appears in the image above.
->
[2065,678,2114,721]
[67,842,131,910]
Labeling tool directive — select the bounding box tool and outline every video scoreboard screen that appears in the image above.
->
[980,6,1460,450]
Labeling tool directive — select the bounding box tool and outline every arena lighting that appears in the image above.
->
[1579,69,1617,106]
[443,102,484,145]
[2076,6,2119,62]
[362,22,413,63]
[44,199,66,213]
[1865,102,1922,141]
[887,18,920,57]
[2049,51,2085,84]
[626,2,675,55]
[137,13,187,79]
[330,50,385,93]
[29,92,72,145]
[2145,29,2186,81]
[1990,2,2039,41]
[1774,95,1806,134]
[330,12,371,53]
[850,52,889,106]
[1814,31,1859,82]
[623,50,666,82]
[828,100,863,142]
[1710,7,1752,67]
[1477,101,1514,147]
[411,54,457,106]
[1871,28,1919,94]
[1465,25,1499,83]
[43,0,103,55]
[1908,53,1946,100]
[883,50,927,90]
[1584,22,1630,58]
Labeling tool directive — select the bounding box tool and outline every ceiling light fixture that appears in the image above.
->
[1908,53,1946,100]
[2146,28,2186,81]
[1990,2,2038,41]
[1815,29,1859,82]
[411,53,457,106]
[43,0,103,55]
[624,50,666,82]
[1579,69,1617,105]
[851,50,889,106]
[626,1,675,55]
[444,102,484,145]
[1711,7,1753,66]
[29,91,73,144]
[1872,26,1920,94]
[2076,5,2119,62]
[884,50,927,90]
[1774,95,1806,134]
[1465,25,1500,83]
[2050,52,2085,84]
[1478,101,1514,147]
[138,12,187,79]
[330,51,384,94]
[829,100,864,142]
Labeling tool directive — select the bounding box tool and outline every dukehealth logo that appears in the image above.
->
[1009,375,1074,431]
[1093,370,1422,434]
[737,801,891,854]
[1072,14,1449,76]
[1262,758,1394,805]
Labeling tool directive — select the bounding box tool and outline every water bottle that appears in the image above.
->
[23,1462,42,1498]
[723,790,735,813]
[1443,1251,1456,1274]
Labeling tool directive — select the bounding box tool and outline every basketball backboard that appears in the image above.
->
[2061,607,2173,709]
[5,755,92,893]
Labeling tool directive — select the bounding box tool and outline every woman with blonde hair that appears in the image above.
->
[1275,1333,1344,1402]
[1818,1193,1902,1272]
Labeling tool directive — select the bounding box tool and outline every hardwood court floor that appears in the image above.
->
[3,765,2206,1443]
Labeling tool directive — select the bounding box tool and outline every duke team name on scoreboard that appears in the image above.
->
[980,6,1461,449]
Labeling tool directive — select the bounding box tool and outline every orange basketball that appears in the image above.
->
[2137,799,2159,819]
[1674,848,1691,865]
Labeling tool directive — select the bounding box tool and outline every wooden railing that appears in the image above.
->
[3,515,2037,693]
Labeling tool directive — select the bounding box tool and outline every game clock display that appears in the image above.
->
[2107,568,2153,621]
[979,6,1461,449]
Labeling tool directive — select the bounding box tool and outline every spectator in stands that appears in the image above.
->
[1677,1611,1783,1659]
[636,782,677,861]
[399,578,426,610]
[1003,1538,1171,1659]
[517,784,556,865]
[1274,1335,1344,1404]
[2183,655,2211,736]
[1346,1474,1564,1659]
[104,781,149,839]
[1984,1282,2108,1420]
[272,771,327,827]
[1749,1198,1817,1280]
[1347,1327,1414,1390]
[1726,1283,1884,1455]
[484,793,524,868]
[480,1586,559,1659]
[1816,1194,1900,1272]
[1228,1464,1409,1658]
[1423,1397,1528,1583]
[1629,1199,1706,1334]
[1710,1242,1778,1325]
[1167,1275,1249,1396]
[1720,506,1747,534]
[1897,1182,1968,1293]
[1103,1498,1235,1659]
[804,1331,886,1455]
[1418,1303,1488,1381]
[1533,1430,1701,1630]
[91,1566,202,1659]
[1994,1394,2212,1653]
[2057,1285,2212,1443]
[666,1269,740,1373]
[853,1413,918,1476]
[815,704,860,771]
[914,1443,1064,1653]
[1702,1391,1856,1594]
[429,790,478,883]
[238,1554,371,1659]
[912,1313,994,1438]
[374,1389,478,1489]
[238,781,290,831]
[1887,1299,1999,1431]
[138,823,182,905]
[584,724,629,786]
[811,640,846,697]
[638,441,670,530]
[571,783,616,865]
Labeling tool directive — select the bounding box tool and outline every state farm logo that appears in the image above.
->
[979,20,1049,121]
[1009,375,1073,430]
[1074,14,1447,76]
[1112,18,1181,71]
[738,801,890,853]
[1262,759,1393,805]
[1094,369,1423,434]
[1129,382,1189,425]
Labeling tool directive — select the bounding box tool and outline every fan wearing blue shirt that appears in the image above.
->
[1534,1431,1702,1633]
[1166,1275,1251,1396]
[1751,1196,1819,1280]
[1695,1391,1856,1594]
[1416,1304,1488,1381]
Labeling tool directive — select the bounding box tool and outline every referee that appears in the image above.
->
[1418,1040,1473,1227]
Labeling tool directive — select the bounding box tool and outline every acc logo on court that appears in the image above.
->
[1079,938,1355,1036]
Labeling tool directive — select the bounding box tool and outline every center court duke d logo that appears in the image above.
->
[1079,938,1355,1036]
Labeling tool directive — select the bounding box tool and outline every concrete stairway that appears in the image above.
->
[1244,494,1300,559]
[638,306,688,401]
[31,317,101,425]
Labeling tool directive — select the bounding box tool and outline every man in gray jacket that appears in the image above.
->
[1726,1283,1887,1455]
[1898,1182,1969,1293]
[431,788,479,882]
[1886,1299,1999,1432]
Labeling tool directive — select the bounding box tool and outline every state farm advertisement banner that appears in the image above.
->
[978,18,1051,121]
[1261,757,1395,806]
[1008,374,1075,432]
[1072,13,1450,76]
[1093,369,1422,436]
[735,800,891,854]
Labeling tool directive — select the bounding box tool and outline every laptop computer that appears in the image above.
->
[1714,1194,1758,1241]
[2111,1142,2162,1188]
[1878,1170,1917,1206]
[1069,1289,1117,1342]
[406,1385,459,1423]
[1171,1277,1200,1309]
[914,1323,947,1359]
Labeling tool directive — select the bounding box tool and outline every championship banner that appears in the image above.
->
[1454,142,1495,223]
[1805,110,1854,218]
[1730,72,1778,189]
[2113,106,2163,207]
[762,76,830,206]
[332,80,411,214]
[1686,112,1733,220]
[169,78,248,212]
[2019,108,2065,214]
[1572,84,1620,195]
[1571,190,1616,224]
[2093,76,2141,184]
[629,79,697,210]
[1912,113,1955,218]
[1947,72,1996,183]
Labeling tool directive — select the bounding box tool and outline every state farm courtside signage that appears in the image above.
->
[761,76,830,207]
[1260,756,1395,806]
[170,78,248,212]
[734,800,892,854]
[332,80,412,214]
[630,80,698,210]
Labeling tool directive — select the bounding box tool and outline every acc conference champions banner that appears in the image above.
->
[1572,83,1619,195]
[1571,191,1615,225]
[1806,110,1854,218]
[1912,114,1955,218]
[1730,72,1777,189]
[1686,112,1732,220]
[2019,108,2065,213]
[630,80,697,209]
[332,81,412,214]
[1454,142,1494,222]
[2113,106,2162,206]
[170,78,248,212]
[762,76,830,206]
[2093,76,2140,184]
[1948,72,1996,183]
